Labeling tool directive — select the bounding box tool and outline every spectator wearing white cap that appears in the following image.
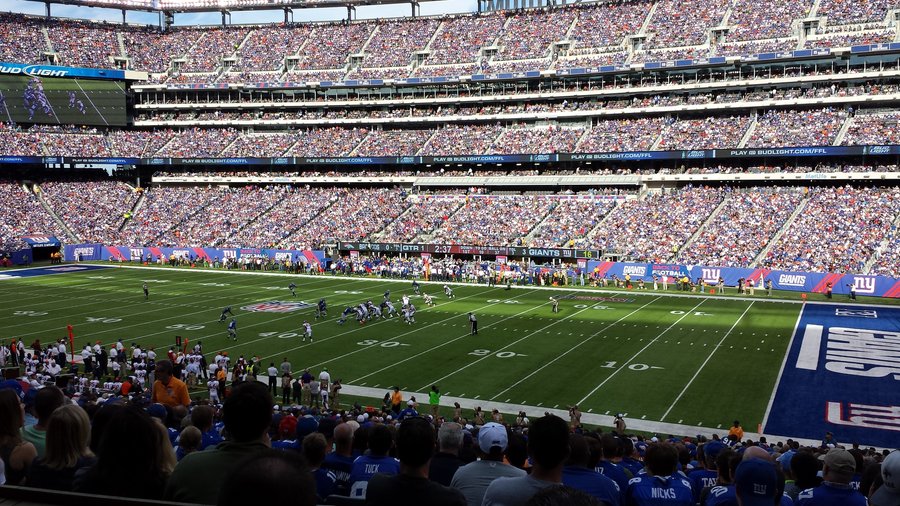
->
[869,450,900,506]
[451,422,525,506]
[482,415,570,506]
[796,448,866,505]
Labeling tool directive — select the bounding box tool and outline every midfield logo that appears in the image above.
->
[241,301,312,313]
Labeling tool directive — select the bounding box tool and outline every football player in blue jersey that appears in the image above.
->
[315,298,327,319]
[288,282,297,297]
[337,306,355,325]
[625,443,692,505]
[411,280,420,295]
[227,318,237,341]
[219,306,234,322]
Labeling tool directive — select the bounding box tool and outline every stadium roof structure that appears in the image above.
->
[43,0,441,14]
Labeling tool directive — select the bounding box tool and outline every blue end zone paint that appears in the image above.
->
[765,303,900,447]
[0,264,112,280]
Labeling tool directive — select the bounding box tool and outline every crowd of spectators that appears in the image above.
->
[38,181,140,245]
[361,18,439,68]
[45,19,119,69]
[555,52,628,69]
[491,126,584,154]
[0,181,70,253]
[764,186,900,273]
[630,47,712,64]
[155,128,241,158]
[493,8,576,61]
[568,2,652,52]
[418,124,504,156]
[221,133,298,157]
[154,185,289,247]
[124,28,203,73]
[817,0,897,25]
[222,187,333,249]
[430,195,553,246]
[728,0,813,41]
[843,112,900,145]
[680,187,804,268]
[297,23,373,70]
[119,186,224,246]
[354,129,435,157]
[0,4,896,85]
[182,26,250,72]
[527,198,616,248]
[425,14,504,65]
[282,187,407,249]
[716,39,799,57]
[579,117,666,152]
[656,115,751,150]
[807,29,895,49]
[588,186,724,262]
[377,193,465,243]
[645,0,729,48]
[0,13,48,65]
[286,128,369,157]
[747,108,849,148]
[235,25,308,72]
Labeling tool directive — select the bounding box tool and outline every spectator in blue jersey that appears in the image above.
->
[592,434,631,495]
[482,414,570,506]
[348,424,399,499]
[624,443,693,505]
[796,448,866,506]
[366,416,466,506]
[563,433,621,505]
[322,422,355,496]
[690,440,725,504]
[619,438,644,477]
[733,458,779,506]
[704,448,739,506]
[398,400,419,421]
[302,432,336,502]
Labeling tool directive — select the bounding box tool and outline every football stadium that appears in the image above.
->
[1,0,900,503]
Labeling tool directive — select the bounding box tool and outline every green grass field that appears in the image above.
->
[0,75,126,127]
[0,264,823,438]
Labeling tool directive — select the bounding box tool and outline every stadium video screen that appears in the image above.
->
[0,75,126,127]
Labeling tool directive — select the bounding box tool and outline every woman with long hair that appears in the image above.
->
[26,404,96,490]
[0,389,37,485]
[74,405,175,499]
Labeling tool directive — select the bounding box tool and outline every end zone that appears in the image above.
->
[0,264,113,280]
[764,303,900,447]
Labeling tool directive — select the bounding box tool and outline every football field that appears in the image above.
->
[1,264,898,447]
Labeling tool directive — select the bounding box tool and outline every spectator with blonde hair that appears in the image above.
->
[25,404,96,491]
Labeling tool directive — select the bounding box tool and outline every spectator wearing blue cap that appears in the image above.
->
[0,388,37,485]
[734,458,779,506]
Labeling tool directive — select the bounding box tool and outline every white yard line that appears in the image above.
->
[415,299,598,391]
[760,304,807,432]
[576,299,707,406]
[489,297,662,401]
[267,289,541,368]
[660,301,755,421]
